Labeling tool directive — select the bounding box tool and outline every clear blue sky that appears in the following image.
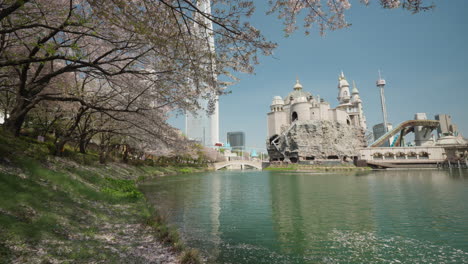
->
[170,0,468,151]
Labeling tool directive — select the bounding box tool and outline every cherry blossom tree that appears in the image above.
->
[0,0,274,135]
[268,0,433,35]
[0,0,434,154]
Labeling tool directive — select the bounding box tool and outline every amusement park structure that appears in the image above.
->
[360,114,467,169]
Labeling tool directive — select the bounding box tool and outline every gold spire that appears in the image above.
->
[294,77,302,90]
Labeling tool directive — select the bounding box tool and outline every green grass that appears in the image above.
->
[177,167,194,173]
[0,129,204,263]
[264,164,298,171]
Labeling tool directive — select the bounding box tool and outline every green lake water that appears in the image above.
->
[140,169,468,263]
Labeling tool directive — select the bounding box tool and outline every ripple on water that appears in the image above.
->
[324,229,468,264]
[142,170,468,263]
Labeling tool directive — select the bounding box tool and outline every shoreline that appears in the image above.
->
[264,164,372,172]
[0,132,207,263]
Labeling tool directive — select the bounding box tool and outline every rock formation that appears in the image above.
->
[267,120,366,163]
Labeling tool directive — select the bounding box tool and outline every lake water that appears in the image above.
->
[140,169,468,263]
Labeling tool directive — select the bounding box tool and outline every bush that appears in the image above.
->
[178,168,193,174]
[129,159,145,166]
[101,177,143,202]
[180,249,202,264]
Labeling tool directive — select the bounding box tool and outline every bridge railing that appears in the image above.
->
[227,156,265,162]
[213,159,264,170]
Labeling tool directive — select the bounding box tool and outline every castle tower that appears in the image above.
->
[267,96,287,138]
[290,78,310,122]
[337,71,351,105]
[351,81,367,130]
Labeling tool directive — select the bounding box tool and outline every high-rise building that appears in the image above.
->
[227,132,245,150]
[185,0,219,146]
[436,114,459,137]
[373,123,393,147]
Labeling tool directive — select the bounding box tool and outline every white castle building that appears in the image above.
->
[267,72,367,140]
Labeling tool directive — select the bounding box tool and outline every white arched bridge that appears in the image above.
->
[213,160,264,170]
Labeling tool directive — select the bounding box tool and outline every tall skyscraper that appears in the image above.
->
[185,0,219,146]
[227,131,245,150]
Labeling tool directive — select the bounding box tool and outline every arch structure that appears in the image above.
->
[370,119,439,147]
[213,160,263,170]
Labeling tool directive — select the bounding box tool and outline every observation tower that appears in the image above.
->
[377,71,388,133]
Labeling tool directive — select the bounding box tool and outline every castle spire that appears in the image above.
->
[352,80,359,94]
[339,70,345,81]
[294,77,303,90]
[337,71,350,104]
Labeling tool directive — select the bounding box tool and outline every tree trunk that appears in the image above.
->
[79,135,89,154]
[122,144,129,163]
[3,98,29,136]
[54,139,67,156]
[99,152,106,164]
[99,142,109,164]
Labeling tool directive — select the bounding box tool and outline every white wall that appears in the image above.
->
[291,102,310,122]
[329,108,348,124]
[319,103,330,121]
[310,106,320,120]
[267,111,287,138]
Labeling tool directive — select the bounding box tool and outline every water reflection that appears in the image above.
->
[269,172,375,257]
[365,170,468,251]
[141,169,468,263]
[209,173,222,258]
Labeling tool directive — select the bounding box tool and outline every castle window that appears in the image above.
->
[292,112,298,122]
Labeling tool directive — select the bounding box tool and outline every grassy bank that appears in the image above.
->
[0,131,204,263]
[265,163,372,172]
